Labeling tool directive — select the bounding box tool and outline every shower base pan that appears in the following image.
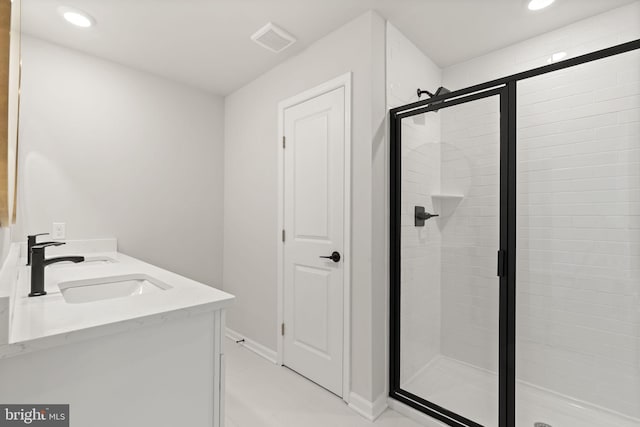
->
[402,356,639,427]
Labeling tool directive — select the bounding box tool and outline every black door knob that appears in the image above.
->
[319,251,341,263]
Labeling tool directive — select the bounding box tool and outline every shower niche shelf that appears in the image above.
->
[431,194,463,217]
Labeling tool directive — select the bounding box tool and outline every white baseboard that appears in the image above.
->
[225,328,278,364]
[387,397,447,427]
[348,392,388,421]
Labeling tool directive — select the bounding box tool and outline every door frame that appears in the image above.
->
[276,72,352,402]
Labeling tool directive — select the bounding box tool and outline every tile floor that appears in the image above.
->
[224,338,423,427]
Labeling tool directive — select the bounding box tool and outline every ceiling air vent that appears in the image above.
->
[251,22,296,53]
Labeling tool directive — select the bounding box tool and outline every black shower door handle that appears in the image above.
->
[319,251,341,263]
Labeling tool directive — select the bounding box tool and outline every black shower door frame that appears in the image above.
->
[389,84,513,427]
[389,39,640,427]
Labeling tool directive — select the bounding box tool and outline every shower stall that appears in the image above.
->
[389,40,640,427]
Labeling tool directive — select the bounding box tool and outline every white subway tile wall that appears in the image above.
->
[386,22,444,385]
[516,50,640,418]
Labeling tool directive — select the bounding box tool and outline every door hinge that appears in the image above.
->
[497,250,506,278]
[282,229,285,242]
[282,136,286,149]
[281,323,285,336]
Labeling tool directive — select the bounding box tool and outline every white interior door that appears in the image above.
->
[283,86,345,397]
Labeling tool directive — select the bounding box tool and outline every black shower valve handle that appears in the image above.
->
[417,212,439,220]
[415,206,439,227]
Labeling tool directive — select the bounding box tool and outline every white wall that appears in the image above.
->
[223,11,387,403]
[440,2,640,417]
[443,2,640,91]
[16,36,225,288]
[386,23,443,385]
[370,13,388,401]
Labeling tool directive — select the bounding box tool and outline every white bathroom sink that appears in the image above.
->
[48,256,118,269]
[58,274,172,304]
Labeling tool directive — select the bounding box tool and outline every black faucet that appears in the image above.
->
[29,242,85,297]
[27,233,58,266]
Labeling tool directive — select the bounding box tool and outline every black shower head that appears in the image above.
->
[431,86,450,112]
[434,86,450,97]
[417,86,451,99]
[416,86,451,112]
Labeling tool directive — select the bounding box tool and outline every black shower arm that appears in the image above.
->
[417,88,435,98]
[417,86,451,100]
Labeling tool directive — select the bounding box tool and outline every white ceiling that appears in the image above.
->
[22,0,638,95]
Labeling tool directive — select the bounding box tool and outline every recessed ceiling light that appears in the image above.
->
[547,51,567,63]
[528,0,555,11]
[58,6,95,28]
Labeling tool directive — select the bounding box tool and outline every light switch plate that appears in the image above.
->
[52,222,66,240]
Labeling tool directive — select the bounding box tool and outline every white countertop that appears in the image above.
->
[0,240,234,359]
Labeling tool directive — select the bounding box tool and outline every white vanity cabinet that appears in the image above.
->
[0,240,234,427]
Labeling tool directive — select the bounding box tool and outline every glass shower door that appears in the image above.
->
[390,87,512,427]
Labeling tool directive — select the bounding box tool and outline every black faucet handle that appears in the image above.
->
[27,233,49,239]
[26,233,55,266]
[27,233,50,247]
[31,242,65,251]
